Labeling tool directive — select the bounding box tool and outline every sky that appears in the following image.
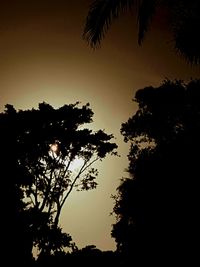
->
[0,0,199,251]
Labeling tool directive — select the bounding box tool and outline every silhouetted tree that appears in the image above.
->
[112,79,200,265]
[36,245,121,267]
[0,102,117,264]
[83,0,200,64]
[0,104,36,266]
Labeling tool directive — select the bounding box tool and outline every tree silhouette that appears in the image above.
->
[36,244,121,267]
[0,102,117,264]
[83,0,200,64]
[112,79,200,265]
[0,104,36,265]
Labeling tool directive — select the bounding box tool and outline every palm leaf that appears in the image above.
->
[137,0,157,45]
[171,1,200,64]
[174,17,200,65]
[83,0,135,48]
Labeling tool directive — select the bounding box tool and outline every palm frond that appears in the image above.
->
[174,18,200,65]
[137,0,157,45]
[83,0,135,48]
[171,1,200,64]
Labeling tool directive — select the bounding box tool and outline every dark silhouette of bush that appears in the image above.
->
[36,245,122,267]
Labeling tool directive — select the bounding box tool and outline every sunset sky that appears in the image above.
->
[0,0,199,251]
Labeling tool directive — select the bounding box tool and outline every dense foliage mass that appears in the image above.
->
[112,80,200,265]
[0,102,117,266]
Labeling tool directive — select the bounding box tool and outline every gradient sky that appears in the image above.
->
[0,1,199,251]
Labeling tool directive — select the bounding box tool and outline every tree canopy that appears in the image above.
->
[112,79,200,265]
[0,102,117,265]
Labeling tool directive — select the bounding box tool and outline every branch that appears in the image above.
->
[60,160,87,209]
[60,156,99,209]
[29,194,36,207]
[34,174,39,208]
[81,156,99,173]
[39,168,55,211]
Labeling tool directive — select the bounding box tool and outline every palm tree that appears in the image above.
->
[83,0,200,64]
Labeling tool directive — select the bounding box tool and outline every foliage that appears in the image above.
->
[112,79,200,264]
[83,0,200,64]
[36,245,121,267]
[0,102,117,262]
